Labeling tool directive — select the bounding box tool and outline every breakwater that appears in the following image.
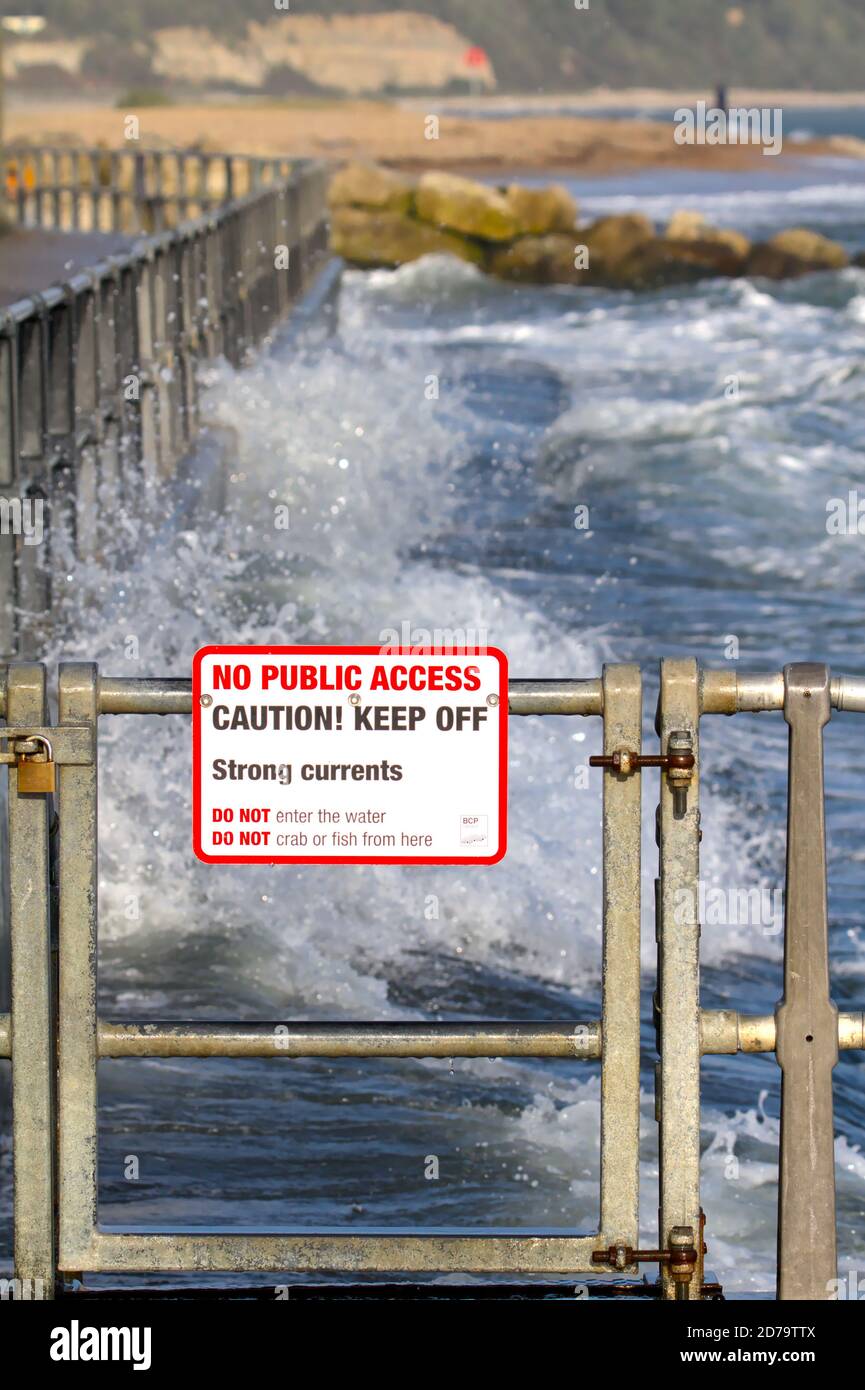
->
[330,161,862,288]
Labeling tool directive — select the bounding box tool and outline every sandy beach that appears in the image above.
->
[408,87,865,112]
[7,97,863,175]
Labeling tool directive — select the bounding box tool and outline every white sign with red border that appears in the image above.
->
[193,646,508,865]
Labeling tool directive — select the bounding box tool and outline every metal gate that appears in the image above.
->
[1,659,863,1299]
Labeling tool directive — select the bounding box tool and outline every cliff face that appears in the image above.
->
[4,13,496,96]
[153,14,495,93]
[16,0,865,92]
[10,1,865,92]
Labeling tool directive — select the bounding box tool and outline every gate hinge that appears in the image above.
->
[592,1217,707,1299]
[590,730,695,816]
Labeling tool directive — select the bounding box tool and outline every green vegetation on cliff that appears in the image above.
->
[25,0,865,92]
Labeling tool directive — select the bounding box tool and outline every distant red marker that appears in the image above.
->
[463,45,488,69]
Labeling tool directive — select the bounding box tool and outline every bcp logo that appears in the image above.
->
[460,815,488,846]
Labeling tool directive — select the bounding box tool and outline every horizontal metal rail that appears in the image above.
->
[97,1021,601,1059]
[700,1009,865,1054]
[507,678,603,716]
[703,670,865,714]
[4,145,297,236]
[97,677,194,716]
[76,1229,604,1277]
[5,1010,863,1062]
[94,676,605,719]
[0,669,860,721]
[94,671,865,719]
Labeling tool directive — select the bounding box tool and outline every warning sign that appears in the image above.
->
[192,646,508,865]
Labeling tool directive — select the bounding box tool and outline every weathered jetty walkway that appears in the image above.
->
[0,228,132,307]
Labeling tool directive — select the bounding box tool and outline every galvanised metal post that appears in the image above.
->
[135,257,159,483]
[8,662,55,1298]
[598,664,642,1255]
[657,658,703,1298]
[56,662,100,1277]
[776,664,838,1300]
[71,278,98,563]
[0,316,19,655]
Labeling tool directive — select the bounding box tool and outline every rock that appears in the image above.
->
[747,228,849,279]
[705,227,751,260]
[415,171,519,242]
[665,210,708,240]
[610,237,745,289]
[665,212,750,261]
[491,227,747,289]
[825,135,865,159]
[489,233,589,285]
[330,206,486,269]
[577,213,655,278]
[854,251,865,269]
[503,183,577,235]
[329,162,415,214]
[769,228,849,267]
[664,235,748,276]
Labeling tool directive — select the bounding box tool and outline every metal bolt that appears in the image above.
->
[666,730,694,819]
[669,1225,698,1300]
[349,694,361,706]
[486,693,499,707]
[199,694,213,708]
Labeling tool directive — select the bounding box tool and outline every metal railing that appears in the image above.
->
[4,145,298,235]
[0,659,862,1299]
[0,156,330,656]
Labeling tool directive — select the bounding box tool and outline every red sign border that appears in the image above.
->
[192,645,508,866]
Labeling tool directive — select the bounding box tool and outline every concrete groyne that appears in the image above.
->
[330,163,861,288]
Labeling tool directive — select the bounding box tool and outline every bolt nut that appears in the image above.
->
[616,748,633,776]
[666,731,694,787]
[668,1226,698,1282]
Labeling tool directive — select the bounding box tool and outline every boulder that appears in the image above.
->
[747,228,849,279]
[665,212,750,260]
[665,210,708,240]
[503,183,578,235]
[415,171,519,242]
[769,228,849,267]
[489,226,745,290]
[705,227,751,260]
[328,162,415,214]
[854,251,865,269]
[489,234,589,285]
[330,206,486,269]
[612,237,745,289]
[577,213,655,279]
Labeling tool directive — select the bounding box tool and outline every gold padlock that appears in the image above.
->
[17,735,56,794]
